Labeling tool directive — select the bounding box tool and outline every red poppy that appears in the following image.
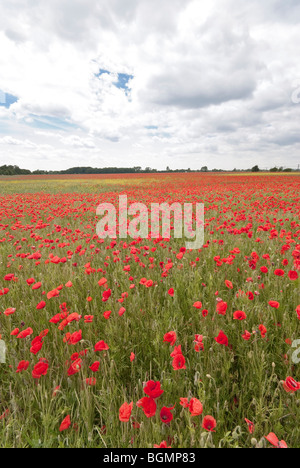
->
[215,330,229,347]
[163,331,177,346]
[154,441,171,448]
[144,380,164,399]
[288,271,298,281]
[67,358,82,376]
[265,433,288,449]
[283,377,300,393]
[269,301,280,309]
[259,324,267,338]
[245,418,255,434]
[189,398,203,416]
[274,269,285,277]
[233,311,247,321]
[89,361,100,373]
[94,340,109,352]
[202,415,217,432]
[160,405,175,424]
[242,330,252,341]
[59,415,71,432]
[32,360,49,379]
[119,402,133,422]
[217,301,228,316]
[103,310,112,320]
[17,328,33,339]
[172,353,186,370]
[16,360,29,373]
[136,397,157,418]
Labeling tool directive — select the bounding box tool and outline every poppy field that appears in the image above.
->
[0,172,299,449]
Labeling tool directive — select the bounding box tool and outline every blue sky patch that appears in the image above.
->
[114,73,133,91]
[0,91,18,108]
[96,69,133,95]
[96,69,111,77]
[27,114,78,131]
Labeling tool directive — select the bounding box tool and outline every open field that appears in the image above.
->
[0,173,299,448]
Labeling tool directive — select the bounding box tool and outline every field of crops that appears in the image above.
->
[0,173,299,448]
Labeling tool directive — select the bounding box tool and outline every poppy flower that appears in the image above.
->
[102,289,111,302]
[283,377,300,393]
[32,360,49,379]
[242,330,252,341]
[119,402,133,422]
[288,271,298,281]
[168,288,175,297]
[136,397,157,418]
[84,315,94,323]
[269,301,280,309]
[26,278,35,285]
[30,337,43,355]
[172,353,186,370]
[274,269,285,277]
[59,415,71,432]
[194,334,204,352]
[16,360,29,373]
[260,266,268,274]
[103,311,112,320]
[259,324,267,338]
[144,380,164,399]
[47,289,60,300]
[4,308,16,316]
[215,330,229,347]
[233,311,247,321]
[68,330,82,345]
[217,301,228,316]
[89,361,100,373]
[154,441,171,448]
[189,398,203,417]
[202,415,217,432]
[193,301,202,310]
[180,398,189,408]
[265,433,288,449]
[163,331,177,346]
[17,328,33,339]
[160,405,175,424]
[98,278,107,287]
[94,340,109,352]
[67,358,82,376]
[245,418,255,434]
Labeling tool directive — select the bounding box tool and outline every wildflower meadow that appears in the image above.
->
[0,172,299,449]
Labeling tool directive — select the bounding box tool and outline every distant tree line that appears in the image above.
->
[0,164,298,176]
[250,165,295,173]
[0,165,31,175]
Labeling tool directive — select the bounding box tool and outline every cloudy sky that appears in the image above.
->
[0,0,300,171]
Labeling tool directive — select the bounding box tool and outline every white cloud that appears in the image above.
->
[0,0,300,171]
